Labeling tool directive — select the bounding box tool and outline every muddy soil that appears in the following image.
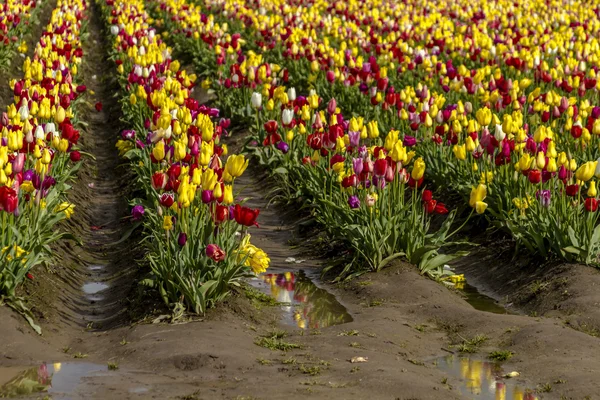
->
[4,3,600,400]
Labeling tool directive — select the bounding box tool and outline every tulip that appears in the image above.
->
[588,181,597,198]
[206,244,226,262]
[422,190,433,202]
[327,98,337,114]
[374,159,388,176]
[159,193,175,208]
[178,232,187,247]
[535,190,551,207]
[452,144,466,160]
[132,205,145,220]
[224,154,249,180]
[494,124,505,142]
[403,135,417,147]
[528,169,541,184]
[70,151,81,162]
[282,109,294,126]
[566,184,579,197]
[475,201,488,214]
[585,198,599,212]
[234,204,259,226]
[576,161,597,182]
[469,184,487,208]
[201,190,214,204]
[411,157,426,180]
[348,195,360,209]
[251,92,262,109]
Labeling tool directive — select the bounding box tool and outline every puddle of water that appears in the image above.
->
[249,270,352,330]
[82,282,109,294]
[457,283,508,314]
[436,356,538,399]
[0,362,108,398]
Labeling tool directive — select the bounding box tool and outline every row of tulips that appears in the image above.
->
[0,0,42,68]
[0,0,87,328]
[151,0,600,269]
[100,0,270,314]
[149,0,470,281]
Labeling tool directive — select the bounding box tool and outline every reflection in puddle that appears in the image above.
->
[249,270,352,329]
[82,282,109,294]
[436,356,538,399]
[0,362,108,398]
[458,283,508,314]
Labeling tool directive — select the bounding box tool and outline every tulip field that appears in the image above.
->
[4,0,600,398]
[2,0,600,342]
[144,0,600,285]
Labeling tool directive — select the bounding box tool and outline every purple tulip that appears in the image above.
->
[178,232,187,247]
[201,190,214,204]
[121,129,136,140]
[403,135,417,147]
[23,170,34,181]
[276,141,289,154]
[352,158,363,175]
[348,130,360,147]
[132,205,145,220]
[348,195,360,209]
[536,190,551,207]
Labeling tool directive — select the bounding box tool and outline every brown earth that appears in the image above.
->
[3,3,600,400]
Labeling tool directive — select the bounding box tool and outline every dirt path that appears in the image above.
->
[4,4,600,399]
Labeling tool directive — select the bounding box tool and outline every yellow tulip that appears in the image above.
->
[224,154,249,180]
[152,139,166,161]
[469,184,487,208]
[575,161,597,181]
[411,157,426,180]
[588,181,597,198]
[223,185,234,204]
[452,144,467,161]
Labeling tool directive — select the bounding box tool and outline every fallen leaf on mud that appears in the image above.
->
[285,257,305,264]
[504,371,520,378]
[350,357,368,363]
[91,225,103,231]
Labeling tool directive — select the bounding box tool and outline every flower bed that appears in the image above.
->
[150,0,600,273]
[101,0,269,314]
[0,0,87,330]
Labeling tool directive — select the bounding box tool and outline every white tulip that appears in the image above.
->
[494,124,505,142]
[35,125,45,140]
[44,122,56,134]
[18,105,29,121]
[282,109,294,125]
[110,25,119,35]
[251,92,262,109]
[287,87,296,101]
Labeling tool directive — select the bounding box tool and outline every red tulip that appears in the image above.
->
[159,192,175,207]
[70,151,81,162]
[95,102,103,112]
[206,244,226,262]
[422,189,433,202]
[424,200,437,214]
[152,172,167,190]
[374,158,388,176]
[566,184,579,197]
[435,202,449,215]
[214,204,229,224]
[528,169,541,184]
[585,198,598,212]
[233,204,259,226]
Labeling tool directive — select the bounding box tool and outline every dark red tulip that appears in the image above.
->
[233,204,259,227]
